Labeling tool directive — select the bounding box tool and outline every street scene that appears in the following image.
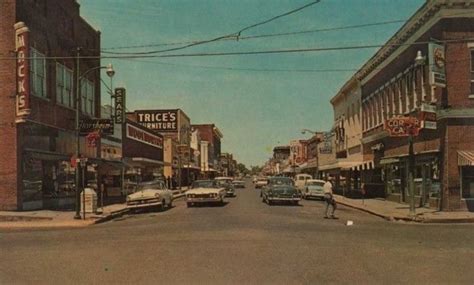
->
[1,0,474,284]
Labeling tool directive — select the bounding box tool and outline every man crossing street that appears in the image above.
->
[323,178,337,219]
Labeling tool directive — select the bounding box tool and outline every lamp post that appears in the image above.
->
[74,48,115,219]
[407,50,426,218]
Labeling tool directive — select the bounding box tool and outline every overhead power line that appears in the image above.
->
[2,37,474,60]
[101,19,405,52]
[101,0,322,55]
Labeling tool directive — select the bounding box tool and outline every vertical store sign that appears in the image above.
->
[14,22,31,123]
[428,42,446,87]
[114,87,126,124]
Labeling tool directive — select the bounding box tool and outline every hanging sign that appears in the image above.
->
[114,88,126,124]
[14,22,31,123]
[79,119,113,135]
[385,116,421,137]
[428,43,446,87]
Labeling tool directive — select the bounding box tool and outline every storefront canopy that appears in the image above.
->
[458,151,474,166]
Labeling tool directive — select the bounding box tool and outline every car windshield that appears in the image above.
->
[137,181,166,191]
[268,177,293,186]
[192,180,216,188]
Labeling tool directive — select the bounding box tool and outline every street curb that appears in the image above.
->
[335,199,394,221]
[336,199,474,224]
[0,215,53,222]
[93,208,130,224]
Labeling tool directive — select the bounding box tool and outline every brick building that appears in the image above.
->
[356,0,474,210]
[192,124,223,178]
[0,0,101,210]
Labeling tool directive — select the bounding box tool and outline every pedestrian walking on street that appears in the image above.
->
[323,178,337,219]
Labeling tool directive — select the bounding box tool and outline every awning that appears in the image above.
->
[124,157,164,168]
[319,161,361,172]
[24,148,70,161]
[380,158,400,165]
[458,151,474,166]
[182,164,201,170]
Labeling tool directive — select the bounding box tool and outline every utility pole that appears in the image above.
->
[74,47,82,220]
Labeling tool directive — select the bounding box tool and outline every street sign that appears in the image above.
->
[79,119,113,135]
[384,116,421,137]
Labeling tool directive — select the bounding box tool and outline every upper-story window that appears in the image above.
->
[470,49,474,95]
[56,63,73,108]
[30,48,47,98]
[80,79,95,116]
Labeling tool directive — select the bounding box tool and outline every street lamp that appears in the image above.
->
[407,50,426,218]
[74,48,115,219]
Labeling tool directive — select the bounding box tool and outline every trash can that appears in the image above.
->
[81,187,98,214]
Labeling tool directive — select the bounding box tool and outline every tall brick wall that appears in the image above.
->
[0,0,19,210]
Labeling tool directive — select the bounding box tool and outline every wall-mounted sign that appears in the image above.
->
[420,103,437,130]
[385,116,421,137]
[114,88,126,124]
[428,43,446,87]
[14,22,31,123]
[126,123,163,149]
[79,119,113,135]
[319,142,333,154]
[135,110,178,132]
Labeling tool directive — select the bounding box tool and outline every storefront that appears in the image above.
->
[381,151,440,207]
[122,121,164,190]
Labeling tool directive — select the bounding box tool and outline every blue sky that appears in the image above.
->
[77,0,424,167]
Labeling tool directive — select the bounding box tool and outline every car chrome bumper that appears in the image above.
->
[268,197,301,201]
[126,201,163,209]
[186,197,221,203]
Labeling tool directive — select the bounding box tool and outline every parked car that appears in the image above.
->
[232,179,245,188]
[261,180,301,206]
[126,180,173,211]
[215,177,236,197]
[294,173,313,191]
[255,177,268,189]
[302,179,325,200]
[186,180,226,207]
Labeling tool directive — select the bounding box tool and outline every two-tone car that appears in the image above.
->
[186,180,226,207]
[215,177,236,197]
[261,176,301,205]
[126,180,173,212]
[255,177,268,189]
[302,179,326,200]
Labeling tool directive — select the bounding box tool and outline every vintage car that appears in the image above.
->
[126,180,173,211]
[186,180,227,207]
[255,177,268,189]
[260,176,294,197]
[232,179,245,188]
[294,173,313,191]
[215,177,236,197]
[261,177,301,205]
[302,179,326,200]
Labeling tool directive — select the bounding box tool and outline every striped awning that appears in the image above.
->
[458,151,474,166]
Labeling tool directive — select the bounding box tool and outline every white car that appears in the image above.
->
[186,180,226,207]
[126,180,173,211]
[255,177,268,189]
[302,179,326,200]
[232,180,245,188]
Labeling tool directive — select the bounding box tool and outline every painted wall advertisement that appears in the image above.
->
[135,110,178,132]
[126,123,163,149]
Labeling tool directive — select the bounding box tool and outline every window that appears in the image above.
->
[470,49,474,95]
[80,79,95,116]
[56,63,73,108]
[30,48,47,98]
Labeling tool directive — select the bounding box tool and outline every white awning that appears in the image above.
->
[458,151,474,166]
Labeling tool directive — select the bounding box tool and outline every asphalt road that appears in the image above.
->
[1,179,474,284]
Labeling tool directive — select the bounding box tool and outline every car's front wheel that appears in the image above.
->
[168,199,173,208]
[186,202,192,208]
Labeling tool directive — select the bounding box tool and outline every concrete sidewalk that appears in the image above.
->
[334,195,474,223]
[0,191,188,229]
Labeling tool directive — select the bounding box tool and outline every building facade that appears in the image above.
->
[0,0,101,210]
[192,124,223,178]
[357,0,474,210]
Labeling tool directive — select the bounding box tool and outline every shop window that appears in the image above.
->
[470,49,474,95]
[56,63,73,108]
[30,48,47,98]
[80,78,95,116]
[461,166,474,199]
